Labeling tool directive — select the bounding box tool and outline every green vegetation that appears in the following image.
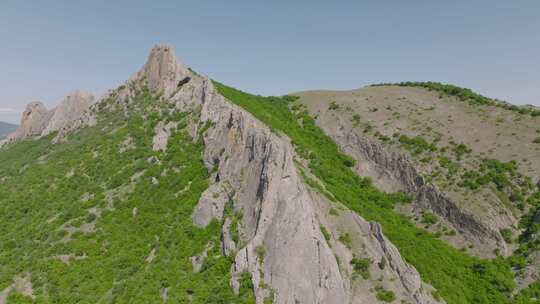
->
[499,228,513,243]
[214,81,516,304]
[329,207,339,216]
[375,285,396,302]
[533,137,540,144]
[6,293,33,304]
[371,82,540,117]
[263,291,274,304]
[512,208,540,283]
[0,86,255,302]
[513,282,540,304]
[392,191,413,204]
[256,245,266,261]
[339,232,353,249]
[378,257,387,270]
[320,226,331,241]
[351,113,361,126]
[421,211,439,227]
[224,202,242,246]
[350,257,371,279]
[238,272,256,304]
[328,101,340,111]
[450,142,472,160]
[438,156,460,177]
[450,157,539,213]
[363,123,374,133]
[398,134,437,155]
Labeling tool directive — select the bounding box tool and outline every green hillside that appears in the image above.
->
[0,87,255,303]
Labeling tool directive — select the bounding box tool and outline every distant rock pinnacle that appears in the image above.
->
[42,90,94,135]
[130,43,191,98]
[2,90,93,145]
[12,101,49,139]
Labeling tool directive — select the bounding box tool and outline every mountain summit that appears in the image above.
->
[130,43,191,97]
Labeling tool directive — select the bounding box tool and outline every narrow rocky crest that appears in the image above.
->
[132,44,441,303]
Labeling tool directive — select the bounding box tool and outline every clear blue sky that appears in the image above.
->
[1,1,539,123]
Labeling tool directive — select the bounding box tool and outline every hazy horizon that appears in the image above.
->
[1,1,539,124]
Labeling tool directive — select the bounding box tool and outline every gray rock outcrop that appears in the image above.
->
[130,44,441,304]
[8,102,49,140]
[42,90,94,135]
[129,43,192,99]
[1,90,94,147]
[308,115,511,256]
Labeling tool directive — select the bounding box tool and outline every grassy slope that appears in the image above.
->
[0,88,254,303]
[371,81,540,117]
[214,81,519,304]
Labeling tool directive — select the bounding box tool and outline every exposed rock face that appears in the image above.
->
[312,189,440,304]
[1,90,95,146]
[190,242,213,273]
[42,90,94,135]
[0,274,35,304]
[516,251,540,292]
[9,102,49,140]
[198,96,347,303]
[131,44,440,303]
[130,43,191,98]
[152,121,176,151]
[304,113,510,256]
[192,181,232,227]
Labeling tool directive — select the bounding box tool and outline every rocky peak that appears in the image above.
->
[11,101,49,139]
[0,45,443,303]
[1,90,94,147]
[42,90,94,135]
[130,43,191,98]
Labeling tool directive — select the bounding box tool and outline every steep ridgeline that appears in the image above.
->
[0,45,442,304]
[0,90,94,147]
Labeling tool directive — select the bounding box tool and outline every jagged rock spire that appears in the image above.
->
[2,90,94,145]
[10,101,49,139]
[42,90,94,135]
[130,44,191,98]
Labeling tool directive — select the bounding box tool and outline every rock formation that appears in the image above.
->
[42,90,94,135]
[0,44,443,303]
[8,102,49,140]
[339,131,508,254]
[1,90,94,147]
[129,43,192,99]
[134,44,441,304]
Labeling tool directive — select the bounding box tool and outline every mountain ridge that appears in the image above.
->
[1,44,539,303]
